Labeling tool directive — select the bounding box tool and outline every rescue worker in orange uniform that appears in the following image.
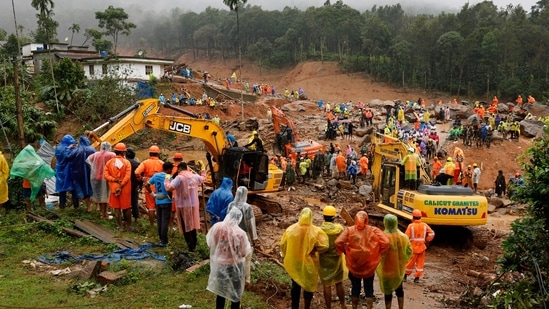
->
[431,157,442,179]
[404,209,435,283]
[135,145,164,227]
[334,152,346,179]
[359,153,369,179]
[516,95,523,107]
[527,95,535,104]
[335,211,390,309]
[104,143,132,232]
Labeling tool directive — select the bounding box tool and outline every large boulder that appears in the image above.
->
[520,119,545,137]
[383,100,396,108]
[497,104,509,114]
[527,102,549,117]
[354,126,374,138]
[368,99,387,108]
[467,114,480,124]
[448,104,473,119]
[491,130,504,144]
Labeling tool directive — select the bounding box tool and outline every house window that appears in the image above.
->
[89,65,94,75]
[145,65,153,75]
[102,64,108,75]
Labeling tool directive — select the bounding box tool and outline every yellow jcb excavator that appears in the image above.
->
[85,98,284,194]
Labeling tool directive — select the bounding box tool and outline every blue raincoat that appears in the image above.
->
[55,135,76,193]
[66,136,95,198]
[205,177,234,225]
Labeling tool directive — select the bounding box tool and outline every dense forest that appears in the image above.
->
[2,0,549,103]
[120,0,548,102]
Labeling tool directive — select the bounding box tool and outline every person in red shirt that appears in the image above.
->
[135,145,164,227]
[104,143,132,232]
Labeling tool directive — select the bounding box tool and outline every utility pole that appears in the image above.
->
[13,57,25,148]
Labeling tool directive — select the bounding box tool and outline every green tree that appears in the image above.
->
[35,57,85,117]
[95,6,136,55]
[31,0,58,43]
[491,126,549,306]
[0,85,56,142]
[1,33,20,58]
[68,23,80,46]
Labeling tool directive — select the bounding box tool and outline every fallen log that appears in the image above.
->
[255,248,284,269]
[27,212,88,238]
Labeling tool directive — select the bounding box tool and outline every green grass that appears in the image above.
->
[0,209,290,308]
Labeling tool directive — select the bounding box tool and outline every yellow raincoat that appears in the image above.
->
[319,221,348,286]
[0,151,9,204]
[280,208,329,292]
[376,215,412,294]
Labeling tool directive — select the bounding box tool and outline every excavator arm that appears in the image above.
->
[85,98,199,150]
[270,106,300,141]
[143,114,226,160]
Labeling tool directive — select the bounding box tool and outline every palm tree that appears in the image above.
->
[68,23,80,46]
[31,0,55,16]
[222,0,248,120]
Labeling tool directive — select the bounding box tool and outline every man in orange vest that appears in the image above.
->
[104,143,132,232]
[135,145,164,227]
[404,209,435,283]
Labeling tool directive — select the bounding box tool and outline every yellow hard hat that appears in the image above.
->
[473,163,478,167]
[252,130,258,135]
[322,206,337,217]
[447,157,453,162]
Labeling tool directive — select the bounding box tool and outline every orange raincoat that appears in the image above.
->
[335,211,390,278]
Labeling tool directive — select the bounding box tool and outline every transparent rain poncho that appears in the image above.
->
[376,214,412,294]
[206,207,251,303]
[227,186,257,242]
[86,142,115,203]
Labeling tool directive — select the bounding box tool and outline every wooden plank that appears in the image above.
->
[73,220,139,249]
[27,212,88,238]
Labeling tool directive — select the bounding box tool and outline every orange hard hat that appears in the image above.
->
[114,143,127,151]
[412,209,422,218]
[149,145,160,153]
[173,152,183,159]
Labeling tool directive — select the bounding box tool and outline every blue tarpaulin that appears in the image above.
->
[38,243,166,264]
[136,81,154,99]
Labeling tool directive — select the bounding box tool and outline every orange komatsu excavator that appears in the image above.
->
[270,105,324,160]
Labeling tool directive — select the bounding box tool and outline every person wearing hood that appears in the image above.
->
[0,151,9,213]
[55,134,78,209]
[66,136,96,212]
[86,142,115,218]
[405,209,435,283]
[280,207,329,309]
[206,177,234,226]
[376,214,412,309]
[335,211,390,309]
[228,186,258,284]
[206,207,251,309]
[318,206,347,309]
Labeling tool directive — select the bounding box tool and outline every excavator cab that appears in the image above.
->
[380,163,400,209]
[219,147,274,192]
